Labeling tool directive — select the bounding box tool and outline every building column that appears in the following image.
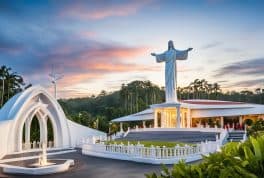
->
[143,121,146,128]
[120,122,124,132]
[25,118,31,144]
[40,117,48,144]
[180,111,184,128]
[239,116,243,125]
[220,116,224,128]
[176,106,181,128]
[39,118,44,143]
[24,118,32,149]
[154,110,158,128]
[187,108,191,128]
[161,110,166,128]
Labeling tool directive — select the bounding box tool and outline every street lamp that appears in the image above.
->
[49,67,63,99]
[0,75,5,107]
[109,122,112,135]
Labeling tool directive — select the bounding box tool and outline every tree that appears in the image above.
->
[0,65,25,108]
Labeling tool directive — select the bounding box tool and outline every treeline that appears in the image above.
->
[59,81,165,132]
[177,79,264,104]
[60,79,264,133]
[1,65,264,134]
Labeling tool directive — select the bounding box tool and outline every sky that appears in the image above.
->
[0,0,264,98]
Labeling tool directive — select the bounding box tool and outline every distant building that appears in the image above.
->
[111,99,264,130]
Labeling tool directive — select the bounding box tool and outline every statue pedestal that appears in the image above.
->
[151,102,181,128]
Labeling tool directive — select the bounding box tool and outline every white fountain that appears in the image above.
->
[31,142,55,167]
[39,142,48,166]
[1,141,74,175]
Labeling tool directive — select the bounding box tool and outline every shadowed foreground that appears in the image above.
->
[0,150,166,178]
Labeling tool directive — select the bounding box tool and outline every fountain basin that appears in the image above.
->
[0,159,74,175]
[29,162,56,168]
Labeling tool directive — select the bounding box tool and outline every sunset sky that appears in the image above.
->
[0,0,264,98]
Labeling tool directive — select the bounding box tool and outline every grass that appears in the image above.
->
[104,140,194,147]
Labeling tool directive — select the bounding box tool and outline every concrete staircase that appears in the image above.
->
[227,131,245,142]
[117,131,218,143]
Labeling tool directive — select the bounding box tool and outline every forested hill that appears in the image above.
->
[58,79,264,133]
[58,80,165,132]
[1,67,263,136]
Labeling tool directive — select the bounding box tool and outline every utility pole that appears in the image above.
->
[0,76,4,107]
[49,67,63,100]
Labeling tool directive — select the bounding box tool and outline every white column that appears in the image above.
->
[181,112,184,128]
[39,118,44,143]
[143,121,146,128]
[161,110,165,128]
[176,106,181,128]
[40,117,48,144]
[154,110,158,128]
[187,108,191,128]
[239,116,243,125]
[170,111,173,128]
[25,118,31,144]
[120,122,124,132]
[220,116,224,128]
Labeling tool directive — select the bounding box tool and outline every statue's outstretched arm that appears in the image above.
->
[151,51,167,63]
[176,48,193,60]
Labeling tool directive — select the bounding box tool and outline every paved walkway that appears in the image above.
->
[0,150,76,164]
[3,148,75,159]
[0,150,167,178]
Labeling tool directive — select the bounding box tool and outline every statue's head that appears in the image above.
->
[168,40,175,50]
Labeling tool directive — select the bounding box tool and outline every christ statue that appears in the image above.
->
[151,40,193,103]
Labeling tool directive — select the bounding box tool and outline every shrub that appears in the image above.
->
[145,135,264,178]
[248,120,264,137]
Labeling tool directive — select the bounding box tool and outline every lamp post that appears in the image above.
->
[0,76,5,107]
[109,122,112,135]
[49,67,63,100]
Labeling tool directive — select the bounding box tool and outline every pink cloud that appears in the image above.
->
[38,44,157,89]
[63,47,156,77]
[79,31,97,38]
[61,0,153,20]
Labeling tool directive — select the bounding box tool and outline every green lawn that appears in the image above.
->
[104,140,194,147]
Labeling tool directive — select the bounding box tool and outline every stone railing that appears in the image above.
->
[22,141,54,150]
[219,129,229,145]
[128,127,224,133]
[77,136,107,147]
[82,140,220,164]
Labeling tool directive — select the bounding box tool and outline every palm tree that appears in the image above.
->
[207,83,213,99]
[0,66,10,107]
[0,66,25,107]
[212,83,221,99]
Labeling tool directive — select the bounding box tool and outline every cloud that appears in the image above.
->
[229,79,264,88]
[223,47,241,53]
[4,37,153,88]
[61,0,153,20]
[0,34,24,54]
[0,1,156,97]
[79,31,97,39]
[201,41,222,49]
[216,80,228,83]
[214,58,264,77]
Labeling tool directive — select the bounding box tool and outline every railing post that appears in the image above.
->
[156,146,160,159]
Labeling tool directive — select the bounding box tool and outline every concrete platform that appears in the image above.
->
[0,150,166,178]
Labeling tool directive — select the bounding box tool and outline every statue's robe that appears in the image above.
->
[155,49,190,103]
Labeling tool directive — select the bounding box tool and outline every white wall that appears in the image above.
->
[67,119,106,147]
[0,120,12,159]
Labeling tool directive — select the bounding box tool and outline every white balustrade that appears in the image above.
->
[81,136,220,164]
[82,142,216,160]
